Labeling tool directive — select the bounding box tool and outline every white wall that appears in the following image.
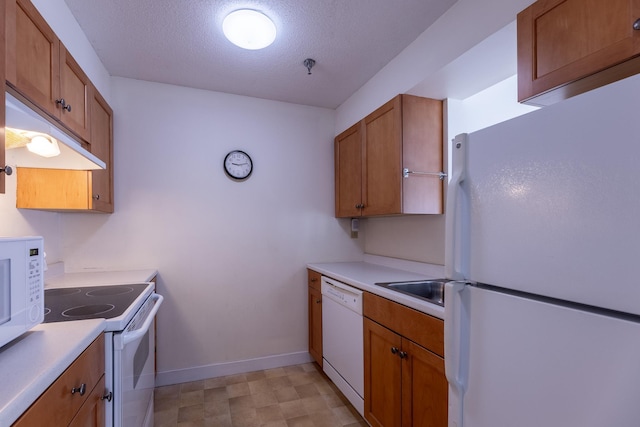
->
[60,77,364,382]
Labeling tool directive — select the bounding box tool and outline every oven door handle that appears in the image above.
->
[121,294,164,347]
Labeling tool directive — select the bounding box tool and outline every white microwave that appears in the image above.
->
[0,236,44,348]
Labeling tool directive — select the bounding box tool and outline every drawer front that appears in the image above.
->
[13,335,105,426]
[364,292,444,357]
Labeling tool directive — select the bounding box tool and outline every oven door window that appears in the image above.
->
[133,330,150,388]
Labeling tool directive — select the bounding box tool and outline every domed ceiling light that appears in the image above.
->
[223,9,276,50]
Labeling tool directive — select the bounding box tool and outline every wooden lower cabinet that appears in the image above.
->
[307,269,322,366]
[364,292,447,427]
[69,375,106,427]
[364,318,403,427]
[401,340,448,427]
[13,335,106,427]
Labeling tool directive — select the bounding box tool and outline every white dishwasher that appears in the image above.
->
[321,276,364,416]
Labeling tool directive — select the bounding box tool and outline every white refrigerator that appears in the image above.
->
[444,73,640,427]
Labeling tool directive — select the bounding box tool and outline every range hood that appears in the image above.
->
[4,92,105,170]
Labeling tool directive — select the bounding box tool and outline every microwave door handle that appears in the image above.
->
[121,294,164,347]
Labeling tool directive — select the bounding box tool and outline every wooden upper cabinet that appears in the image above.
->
[363,97,402,216]
[88,87,114,212]
[335,122,363,217]
[334,94,443,218]
[7,0,90,141]
[59,45,91,141]
[16,85,114,212]
[6,0,59,113]
[518,0,640,105]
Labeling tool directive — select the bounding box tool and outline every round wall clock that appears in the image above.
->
[223,150,253,180]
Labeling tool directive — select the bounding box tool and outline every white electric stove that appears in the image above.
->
[44,282,163,427]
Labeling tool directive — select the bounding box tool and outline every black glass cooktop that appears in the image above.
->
[44,284,149,323]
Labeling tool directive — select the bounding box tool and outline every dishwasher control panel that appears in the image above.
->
[321,276,363,314]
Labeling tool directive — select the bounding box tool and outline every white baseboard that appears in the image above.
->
[155,351,314,387]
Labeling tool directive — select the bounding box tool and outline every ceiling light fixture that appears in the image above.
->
[223,9,276,50]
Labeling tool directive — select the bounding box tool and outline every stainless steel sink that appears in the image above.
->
[375,279,448,306]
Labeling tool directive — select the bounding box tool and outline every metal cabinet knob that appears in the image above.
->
[399,351,408,359]
[71,383,86,396]
[101,391,113,402]
[0,165,12,176]
[634,18,640,30]
[316,299,321,304]
[93,194,100,200]
[391,347,399,355]
[56,98,72,112]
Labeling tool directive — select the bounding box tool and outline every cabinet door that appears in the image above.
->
[68,375,106,427]
[364,318,402,427]
[518,0,640,104]
[308,285,323,366]
[335,122,363,217]
[401,339,448,427]
[89,87,114,212]
[7,0,60,114]
[363,96,402,216]
[59,46,91,141]
[13,336,105,426]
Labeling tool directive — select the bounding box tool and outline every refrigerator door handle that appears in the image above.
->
[445,134,468,281]
[445,281,470,427]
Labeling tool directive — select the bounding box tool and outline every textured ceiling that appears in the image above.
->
[63,0,457,109]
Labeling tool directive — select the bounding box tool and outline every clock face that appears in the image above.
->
[224,150,253,180]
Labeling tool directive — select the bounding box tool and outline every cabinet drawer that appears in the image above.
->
[13,335,105,426]
[307,269,321,291]
[364,292,444,357]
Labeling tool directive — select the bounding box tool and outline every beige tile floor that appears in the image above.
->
[153,363,369,427]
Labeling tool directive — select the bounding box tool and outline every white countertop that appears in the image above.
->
[0,319,105,426]
[45,268,158,288]
[307,256,446,319]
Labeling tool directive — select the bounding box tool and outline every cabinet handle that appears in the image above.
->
[56,98,72,112]
[634,18,640,30]
[71,383,87,396]
[93,194,100,200]
[315,299,321,304]
[0,165,12,176]
[310,278,318,282]
[101,391,113,402]
[391,347,399,355]
[399,351,408,359]
[355,203,364,209]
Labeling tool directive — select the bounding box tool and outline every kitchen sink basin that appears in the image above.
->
[375,279,448,306]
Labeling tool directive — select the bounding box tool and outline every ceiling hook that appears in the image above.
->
[303,58,316,75]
